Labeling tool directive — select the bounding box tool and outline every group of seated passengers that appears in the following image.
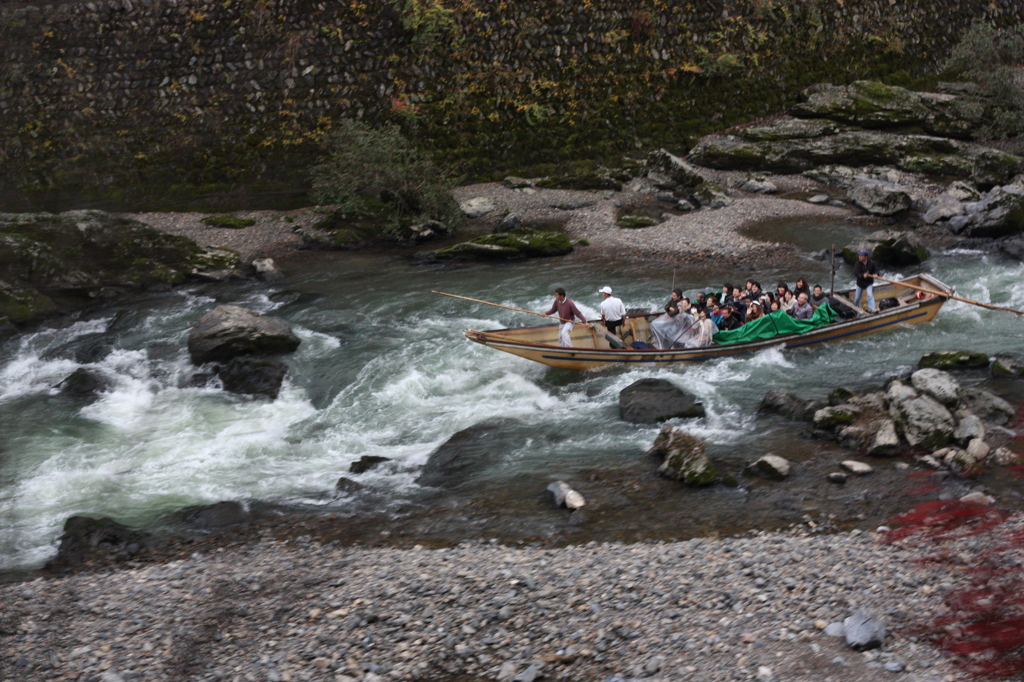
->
[655,278,834,348]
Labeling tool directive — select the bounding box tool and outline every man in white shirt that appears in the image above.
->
[598,286,627,337]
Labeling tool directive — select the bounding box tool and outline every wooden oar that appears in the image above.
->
[875,276,1024,316]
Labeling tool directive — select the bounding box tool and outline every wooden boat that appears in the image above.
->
[464,274,954,370]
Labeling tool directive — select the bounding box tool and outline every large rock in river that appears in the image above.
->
[619,378,705,423]
[188,305,300,365]
[918,350,990,370]
[649,425,717,485]
[0,210,241,324]
[887,381,955,449]
[759,390,821,422]
[416,418,519,488]
[216,357,288,399]
[46,516,149,571]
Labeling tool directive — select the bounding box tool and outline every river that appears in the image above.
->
[2,236,1023,572]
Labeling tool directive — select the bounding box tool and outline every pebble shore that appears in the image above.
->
[2,527,974,682]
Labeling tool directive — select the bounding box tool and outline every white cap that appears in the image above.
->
[598,286,613,295]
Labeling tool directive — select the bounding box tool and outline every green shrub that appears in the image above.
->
[201,214,256,229]
[309,120,463,236]
[944,21,1024,140]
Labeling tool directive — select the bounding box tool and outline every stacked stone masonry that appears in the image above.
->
[1,0,1022,202]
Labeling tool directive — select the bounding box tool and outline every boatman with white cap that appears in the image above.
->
[598,286,627,337]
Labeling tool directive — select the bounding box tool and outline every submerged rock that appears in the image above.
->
[185,501,249,530]
[649,426,717,485]
[759,391,821,421]
[0,210,241,324]
[416,418,519,488]
[546,481,586,510]
[58,368,111,397]
[918,350,990,370]
[187,305,300,365]
[619,378,705,424]
[350,455,391,474]
[216,357,288,399]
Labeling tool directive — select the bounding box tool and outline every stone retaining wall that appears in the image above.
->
[1,0,1021,209]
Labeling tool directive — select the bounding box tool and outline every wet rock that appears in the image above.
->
[58,368,111,397]
[842,229,928,266]
[959,387,1016,425]
[0,317,16,341]
[918,350,990,370]
[848,181,912,216]
[425,228,573,262]
[460,197,495,219]
[843,609,885,650]
[826,472,848,484]
[966,438,990,461]
[546,481,586,509]
[252,258,284,282]
[888,383,955,449]
[188,305,300,365]
[868,420,900,456]
[416,418,519,488]
[998,235,1024,260]
[495,213,522,233]
[840,460,873,475]
[992,355,1024,377]
[813,405,862,430]
[645,149,705,190]
[759,390,820,421]
[745,455,791,481]
[186,501,249,530]
[910,368,960,407]
[335,477,365,494]
[350,456,391,474]
[46,516,149,571]
[216,357,288,399]
[649,426,716,485]
[922,193,965,224]
[619,378,705,424]
[961,186,1024,239]
[953,410,985,445]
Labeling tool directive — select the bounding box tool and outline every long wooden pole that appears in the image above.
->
[829,244,836,297]
[875,276,1024,316]
[432,290,594,327]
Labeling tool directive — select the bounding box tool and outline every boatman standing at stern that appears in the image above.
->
[598,286,627,337]
[544,287,589,347]
[854,249,879,313]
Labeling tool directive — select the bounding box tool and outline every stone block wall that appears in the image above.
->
[1,0,1021,210]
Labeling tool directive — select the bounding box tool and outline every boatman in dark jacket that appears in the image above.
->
[544,287,589,347]
[853,249,879,313]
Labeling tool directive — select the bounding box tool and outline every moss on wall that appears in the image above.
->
[0,0,1021,211]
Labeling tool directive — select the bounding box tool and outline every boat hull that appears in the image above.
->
[464,275,952,370]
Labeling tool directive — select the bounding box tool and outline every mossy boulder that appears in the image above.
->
[992,356,1024,377]
[649,425,717,486]
[426,228,573,262]
[535,166,632,191]
[813,405,862,429]
[791,81,982,138]
[0,210,241,324]
[918,351,990,370]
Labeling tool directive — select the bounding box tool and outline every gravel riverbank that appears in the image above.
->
[1,525,978,682]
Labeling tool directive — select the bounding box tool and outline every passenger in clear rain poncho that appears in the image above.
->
[649,304,709,349]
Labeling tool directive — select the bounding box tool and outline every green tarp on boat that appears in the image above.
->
[713,303,837,346]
